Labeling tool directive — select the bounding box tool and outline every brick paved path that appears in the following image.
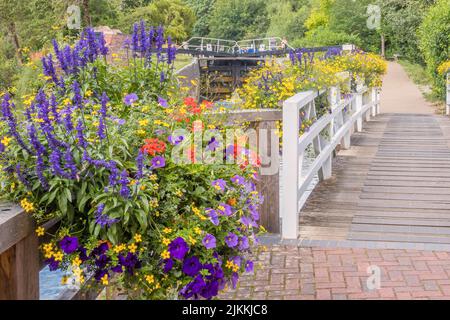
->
[221,246,450,300]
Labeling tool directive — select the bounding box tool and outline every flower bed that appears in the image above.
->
[0,23,264,300]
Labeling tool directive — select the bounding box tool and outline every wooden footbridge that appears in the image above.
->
[1,60,449,299]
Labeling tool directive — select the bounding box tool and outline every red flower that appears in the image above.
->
[141,138,166,156]
[184,97,197,108]
[201,101,213,109]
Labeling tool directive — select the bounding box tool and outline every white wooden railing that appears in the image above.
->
[281,81,380,239]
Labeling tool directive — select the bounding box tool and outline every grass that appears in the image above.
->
[398,59,443,104]
[398,59,432,87]
[173,54,194,71]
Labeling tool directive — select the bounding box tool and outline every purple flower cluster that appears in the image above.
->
[129,21,176,65]
[45,28,109,83]
[95,204,119,228]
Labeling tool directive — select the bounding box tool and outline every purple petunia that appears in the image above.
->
[168,135,184,146]
[238,236,250,250]
[45,257,60,271]
[158,97,168,108]
[225,232,238,248]
[206,208,219,226]
[217,203,233,216]
[182,256,202,277]
[151,156,165,169]
[206,137,220,151]
[211,179,227,192]
[163,259,174,273]
[168,237,189,260]
[124,93,138,106]
[0,142,4,153]
[245,260,254,273]
[60,236,79,254]
[231,175,245,185]
[202,234,216,249]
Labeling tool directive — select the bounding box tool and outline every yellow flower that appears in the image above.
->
[35,227,45,237]
[175,190,183,197]
[1,136,12,146]
[162,237,171,246]
[20,198,34,213]
[63,98,71,105]
[162,227,172,234]
[161,250,170,259]
[134,234,142,243]
[72,256,82,267]
[43,243,53,252]
[85,90,93,97]
[53,251,64,262]
[61,276,69,285]
[128,243,138,253]
[101,273,109,285]
[188,235,197,245]
[113,244,125,254]
[194,227,202,235]
[145,274,155,284]
[149,174,158,181]
[139,119,150,127]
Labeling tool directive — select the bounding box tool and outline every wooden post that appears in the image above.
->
[0,205,39,300]
[256,120,280,234]
[0,234,39,300]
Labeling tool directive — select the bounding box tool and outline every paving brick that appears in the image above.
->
[218,245,450,301]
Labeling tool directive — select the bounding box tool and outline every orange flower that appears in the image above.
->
[141,138,166,156]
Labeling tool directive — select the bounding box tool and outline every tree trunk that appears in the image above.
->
[7,21,22,64]
[81,0,91,27]
[380,34,386,58]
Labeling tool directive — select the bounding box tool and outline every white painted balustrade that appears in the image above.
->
[281,82,380,239]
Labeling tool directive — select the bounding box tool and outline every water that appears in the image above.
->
[40,267,66,300]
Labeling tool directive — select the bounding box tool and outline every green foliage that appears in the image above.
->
[184,0,216,37]
[208,0,270,40]
[292,26,360,48]
[117,0,196,41]
[328,0,379,53]
[304,0,335,30]
[380,0,434,63]
[265,0,309,40]
[418,0,450,97]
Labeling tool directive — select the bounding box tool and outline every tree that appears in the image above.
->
[380,0,436,63]
[117,0,196,41]
[418,0,450,97]
[184,0,216,37]
[208,0,270,40]
[328,0,380,53]
[265,0,309,41]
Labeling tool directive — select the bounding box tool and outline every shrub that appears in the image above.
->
[418,0,450,98]
[292,26,361,48]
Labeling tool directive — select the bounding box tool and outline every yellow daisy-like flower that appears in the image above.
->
[101,273,109,285]
[139,119,150,127]
[145,274,155,284]
[20,198,34,213]
[134,234,142,243]
[85,90,93,97]
[53,251,64,262]
[188,235,197,245]
[128,243,138,253]
[1,136,12,146]
[35,226,45,237]
[161,250,170,259]
[149,174,158,181]
[72,256,82,267]
[194,227,202,235]
[162,227,172,234]
[162,237,171,246]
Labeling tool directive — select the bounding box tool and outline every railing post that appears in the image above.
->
[0,206,39,300]
[282,99,300,239]
[355,88,363,132]
[446,73,450,116]
[371,87,377,117]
